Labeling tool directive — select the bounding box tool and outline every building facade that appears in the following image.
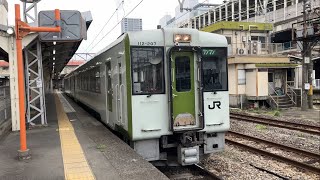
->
[160,0,320,108]
[121,18,142,34]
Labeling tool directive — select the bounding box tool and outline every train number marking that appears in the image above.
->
[137,42,157,46]
[208,101,221,109]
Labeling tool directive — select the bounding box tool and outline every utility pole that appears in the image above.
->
[305,0,315,110]
[306,0,313,109]
[301,0,308,111]
[298,0,319,110]
[307,48,313,109]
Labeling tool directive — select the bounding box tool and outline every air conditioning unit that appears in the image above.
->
[250,41,261,55]
[237,48,247,55]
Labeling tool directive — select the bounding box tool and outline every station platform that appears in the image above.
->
[0,92,168,180]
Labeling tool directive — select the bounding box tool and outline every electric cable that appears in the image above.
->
[85,1,124,52]
[87,0,145,53]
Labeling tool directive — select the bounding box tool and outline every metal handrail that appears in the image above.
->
[287,81,295,87]
[268,83,279,96]
[268,83,279,109]
[286,83,297,105]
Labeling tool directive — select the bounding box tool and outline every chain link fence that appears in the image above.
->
[0,86,11,124]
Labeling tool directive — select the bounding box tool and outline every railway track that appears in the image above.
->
[230,112,320,136]
[226,131,320,175]
[158,164,223,180]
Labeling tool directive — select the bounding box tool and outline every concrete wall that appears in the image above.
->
[0,0,8,26]
[229,94,247,108]
[228,56,289,64]
[237,64,246,94]
[228,64,236,94]
[258,71,268,96]
[223,29,270,56]
[238,84,246,94]
[246,69,257,97]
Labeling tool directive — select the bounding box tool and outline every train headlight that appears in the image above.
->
[174,34,191,43]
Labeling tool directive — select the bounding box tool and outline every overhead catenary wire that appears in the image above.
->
[85,0,124,52]
[87,0,145,53]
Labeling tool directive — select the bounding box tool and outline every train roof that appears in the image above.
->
[65,28,227,78]
[127,28,227,47]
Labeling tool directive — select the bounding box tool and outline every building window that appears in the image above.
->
[238,69,246,85]
[251,36,259,41]
[268,72,274,82]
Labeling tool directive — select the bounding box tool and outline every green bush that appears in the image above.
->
[256,124,267,130]
[273,110,281,116]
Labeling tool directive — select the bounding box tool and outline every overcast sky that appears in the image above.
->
[7,0,221,54]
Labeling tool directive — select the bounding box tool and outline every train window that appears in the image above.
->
[96,70,101,93]
[175,56,191,92]
[84,67,101,93]
[202,48,228,91]
[90,69,95,91]
[131,47,164,95]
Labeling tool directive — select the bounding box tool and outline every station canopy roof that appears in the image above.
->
[25,11,92,79]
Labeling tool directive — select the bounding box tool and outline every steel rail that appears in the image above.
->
[230,113,320,136]
[158,164,223,180]
[230,113,320,131]
[228,131,320,159]
[230,112,320,131]
[191,164,223,180]
[226,139,320,175]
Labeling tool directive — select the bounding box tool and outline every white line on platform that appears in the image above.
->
[57,92,76,113]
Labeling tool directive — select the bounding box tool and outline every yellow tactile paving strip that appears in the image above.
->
[54,94,95,180]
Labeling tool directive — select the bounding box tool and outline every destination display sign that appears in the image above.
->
[202,49,216,57]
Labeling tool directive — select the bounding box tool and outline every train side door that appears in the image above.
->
[106,61,112,124]
[117,62,124,125]
[171,51,197,131]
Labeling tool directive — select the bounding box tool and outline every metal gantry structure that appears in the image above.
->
[24,40,47,125]
[22,0,40,26]
[21,0,47,126]
[71,53,96,61]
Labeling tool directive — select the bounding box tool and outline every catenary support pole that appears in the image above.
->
[15,4,29,159]
[15,3,61,160]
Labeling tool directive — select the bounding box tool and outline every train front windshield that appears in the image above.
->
[202,48,228,91]
[131,47,165,95]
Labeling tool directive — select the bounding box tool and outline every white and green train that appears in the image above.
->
[64,28,229,166]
